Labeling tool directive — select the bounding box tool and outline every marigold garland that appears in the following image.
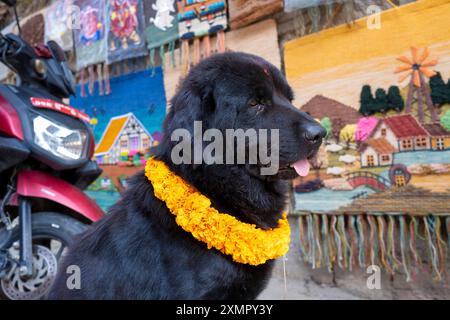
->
[145,158,291,266]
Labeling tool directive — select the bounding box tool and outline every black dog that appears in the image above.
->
[48,52,325,299]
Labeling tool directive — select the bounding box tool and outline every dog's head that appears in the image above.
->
[157,52,325,180]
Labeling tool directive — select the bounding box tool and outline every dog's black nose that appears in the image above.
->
[304,124,326,144]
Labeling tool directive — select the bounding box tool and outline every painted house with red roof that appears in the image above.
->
[370,114,430,152]
[422,123,450,150]
[359,114,433,167]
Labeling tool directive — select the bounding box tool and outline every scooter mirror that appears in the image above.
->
[47,40,66,62]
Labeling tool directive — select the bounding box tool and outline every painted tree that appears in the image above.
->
[331,118,345,143]
[429,72,449,106]
[440,109,450,131]
[447,79,450,101]
[320,117,332,138]
[374,88,389,113]
[387,85,405,112]
[359,85,375,116]
[394,46,438,123]
[339,124,357,148]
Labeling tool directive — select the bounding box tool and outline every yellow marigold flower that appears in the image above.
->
[145,158,291,266]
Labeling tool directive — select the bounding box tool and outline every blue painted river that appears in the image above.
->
[295,186,376,213]
[393,150,450,166]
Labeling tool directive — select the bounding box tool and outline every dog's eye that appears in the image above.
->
[248,99,266,114]
[248,99,259,107]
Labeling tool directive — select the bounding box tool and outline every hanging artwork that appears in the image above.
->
[284,0,450,281]
[74,0,107,69]
[74,0,109,97]
[177,0,227,39]
[228,0,283,29]
[70,68,166,210]
[176,0,228,75]
[106,0,147,64]
[44,0,74,51]
[143,0,179,69]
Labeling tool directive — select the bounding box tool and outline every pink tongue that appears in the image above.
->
[291,159,310,177]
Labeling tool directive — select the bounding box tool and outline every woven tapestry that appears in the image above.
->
[44,0,74,51]
[144,0,179,49]
[284,0,450,281]
[228,0,283,29]
[177,0,227,39]
[106,0,147,65]
[176,0,228,75]
[70,69,166,210]
[143,0,179,73]
[74,0,108,70]
[74,0,110,97]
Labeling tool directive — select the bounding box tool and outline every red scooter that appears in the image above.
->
[0,0,104,299]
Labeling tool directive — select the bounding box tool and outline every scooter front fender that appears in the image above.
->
[17,170,104,222]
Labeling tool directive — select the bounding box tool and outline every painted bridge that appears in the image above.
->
[346,171,391,191]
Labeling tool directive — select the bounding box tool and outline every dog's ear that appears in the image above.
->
[200,81,215,114]
[168,76,216,130]
[157,67,219,165]
[156,77,210,158]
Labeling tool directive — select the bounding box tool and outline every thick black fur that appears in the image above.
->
[48,52,324,299]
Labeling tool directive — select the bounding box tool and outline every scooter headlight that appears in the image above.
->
[33,116,87,160]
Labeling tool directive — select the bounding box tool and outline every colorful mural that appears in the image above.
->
[94,112,154,165]
[285,0,450,280]
[71,68,166,209]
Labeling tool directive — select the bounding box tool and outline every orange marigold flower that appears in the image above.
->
[145,158,291,266]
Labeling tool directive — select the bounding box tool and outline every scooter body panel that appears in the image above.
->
[0,93,23,140]
[16,170,104,222]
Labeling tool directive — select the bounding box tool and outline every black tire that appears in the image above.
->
[0,212,88,300]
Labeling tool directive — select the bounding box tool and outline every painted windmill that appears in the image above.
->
[395,47,439,123]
